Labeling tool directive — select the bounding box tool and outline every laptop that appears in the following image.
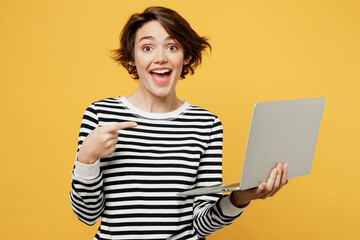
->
[178,97,326,197]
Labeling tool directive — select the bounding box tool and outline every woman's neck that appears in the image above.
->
[125,88,183,114]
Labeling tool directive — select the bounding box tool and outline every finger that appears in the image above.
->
[270,163,289,196]
[255,182,267,195]
[110,137,118,146]
[269,163,282,195]
[103,137,118,149]
[264,168,278,194]
[280,162,288,186]
[108,144,116,154]
[104,122,137,133]
[110,132,119,139]
[103,132,118,143]
[269,163,283,196]
[270,179,288,197]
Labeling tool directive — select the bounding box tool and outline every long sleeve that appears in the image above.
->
[69,104,105,225]
[192,117,244,238]
[69,98,245,239]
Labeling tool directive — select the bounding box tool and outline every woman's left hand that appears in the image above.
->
[230,163,288,208]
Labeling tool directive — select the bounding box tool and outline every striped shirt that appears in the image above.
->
[70,96,245,240]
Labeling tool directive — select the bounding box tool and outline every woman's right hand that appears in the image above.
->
[77,122,137,165]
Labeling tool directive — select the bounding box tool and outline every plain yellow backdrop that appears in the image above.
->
[1,0,359,239]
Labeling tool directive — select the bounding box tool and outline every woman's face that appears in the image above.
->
[132,20,189,98]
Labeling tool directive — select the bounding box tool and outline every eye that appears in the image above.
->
[168,45,178,51]
[142,46,152,52]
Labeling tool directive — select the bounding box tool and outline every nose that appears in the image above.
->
[154,48,168,64]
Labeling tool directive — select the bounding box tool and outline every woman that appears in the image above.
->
[70,6,288,240]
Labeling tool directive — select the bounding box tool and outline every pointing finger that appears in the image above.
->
[104,122,137,133]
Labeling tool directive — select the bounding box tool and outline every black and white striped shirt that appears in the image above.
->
[70,96,245,240]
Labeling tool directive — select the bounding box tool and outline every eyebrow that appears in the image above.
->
[139,36,154,42]
[138,35,174,43]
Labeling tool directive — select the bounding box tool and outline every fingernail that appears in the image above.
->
[132,122,137,127]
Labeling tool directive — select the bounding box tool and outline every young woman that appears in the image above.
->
[70,6,288,240]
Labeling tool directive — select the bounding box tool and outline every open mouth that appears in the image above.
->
[150,69,172,85]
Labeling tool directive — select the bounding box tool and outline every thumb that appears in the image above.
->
[104,122,137,132]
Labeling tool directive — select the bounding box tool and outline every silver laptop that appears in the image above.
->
[178,97,326,197]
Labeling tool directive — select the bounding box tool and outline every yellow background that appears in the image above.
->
[1,0,359,239]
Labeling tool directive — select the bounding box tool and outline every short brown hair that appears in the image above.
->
[110,6,211,79]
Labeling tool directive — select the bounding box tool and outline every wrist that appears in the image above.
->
[230,191,251,208]
[77,151,97,165]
